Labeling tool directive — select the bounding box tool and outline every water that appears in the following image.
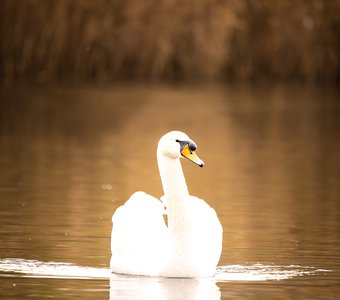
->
[0,85,339,299]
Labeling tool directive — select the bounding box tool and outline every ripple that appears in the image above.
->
[216,264,328,281]
[0,258,110,279]
[0,258,329,281]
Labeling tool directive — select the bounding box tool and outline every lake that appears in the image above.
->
[0,84,339,299]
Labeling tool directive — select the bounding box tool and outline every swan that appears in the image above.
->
[110,131,222,277]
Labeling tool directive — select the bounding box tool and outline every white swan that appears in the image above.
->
[110,131,222,277]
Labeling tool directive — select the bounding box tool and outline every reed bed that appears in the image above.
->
[1,0,339,84]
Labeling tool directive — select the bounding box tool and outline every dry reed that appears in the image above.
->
[0,0,339,84]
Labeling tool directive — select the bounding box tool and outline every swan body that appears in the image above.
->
[110,131,222,277]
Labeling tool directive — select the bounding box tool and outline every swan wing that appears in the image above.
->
[185,196,223,273]
[110,192,168,276]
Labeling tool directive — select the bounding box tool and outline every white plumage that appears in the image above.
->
[110,131,222,277]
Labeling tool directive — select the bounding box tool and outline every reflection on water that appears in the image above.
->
[0,258,330,300]
[0,85,339,299]
[0,258,110,279]
[110,274,221,300]
[216,264,327,281]
[0,258,324,281]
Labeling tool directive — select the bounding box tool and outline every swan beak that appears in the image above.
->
[181,144,205,168]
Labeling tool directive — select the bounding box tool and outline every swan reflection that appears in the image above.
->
[0,258,327,300]
[109,274,221,300]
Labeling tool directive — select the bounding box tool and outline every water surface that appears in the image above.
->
[0,85,339,299]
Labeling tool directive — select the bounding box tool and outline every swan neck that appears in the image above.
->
[157,155,189,230]
[158,155,189,198]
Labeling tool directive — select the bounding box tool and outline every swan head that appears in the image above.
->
[157,131,204,167]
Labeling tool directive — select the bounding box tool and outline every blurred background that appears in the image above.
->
[0,1,340,299]
[0,0,339,84]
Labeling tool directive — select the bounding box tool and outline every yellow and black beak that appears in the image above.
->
[180,142,204,168]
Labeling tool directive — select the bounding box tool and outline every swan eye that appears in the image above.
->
[176,140,196,154]
[188,142,196,152]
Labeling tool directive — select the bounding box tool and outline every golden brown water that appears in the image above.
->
[0,85,339,299]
